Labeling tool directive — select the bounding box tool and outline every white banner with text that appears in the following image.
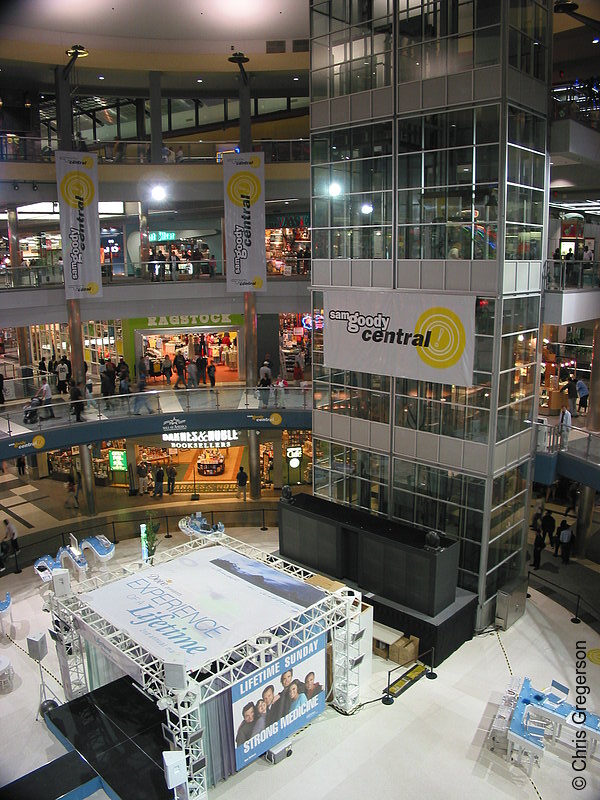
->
[55,151,101,299]
[323,290,475,386]
[223,152,266,292]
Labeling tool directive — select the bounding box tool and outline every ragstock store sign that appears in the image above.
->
[144,313,243,328]
[323,289,475,386]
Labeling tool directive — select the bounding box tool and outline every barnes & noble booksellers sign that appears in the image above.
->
[324,289,475,386]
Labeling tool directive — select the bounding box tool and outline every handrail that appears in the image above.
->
[2,506,282,575]
[527,570,584,624]
[530,419,600,462]
[0,384,312,438]
[543,259,600,291]
[381,646,437,704]
[0,135,310,165]
[0,260,311,289]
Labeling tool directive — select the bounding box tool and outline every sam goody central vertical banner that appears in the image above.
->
[223,152,266,292]
[55,151,102,299]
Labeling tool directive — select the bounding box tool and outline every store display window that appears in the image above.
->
[141,329,239,382]
[266,223,310,276]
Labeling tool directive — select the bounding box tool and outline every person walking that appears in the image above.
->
[35,376,56,418]
[16,455,26,476]
[559,521,574,564]
[559,404,571,450]
[207,359,216,389]
[0,372,4,405]
[554,519,569,557]
[173,352,187,389]
[166,464,177,495]
[69,381,85,422]
[236,466,248,501]
[576,378,589,414]
[3,519,19,558]
[187,360,199,389]
[162,354,173,385]
[153,465,164,498]
[565,482,579,516]
[565,375,578,417]
[197,354,207,385]
[541,509,556,546]
[56,357,69,394]
[531,530,545,570]
[137,460,150,494]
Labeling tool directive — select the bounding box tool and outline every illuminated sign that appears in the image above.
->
[301,313,324,330]
[286,445,302,469]
[162,429,240,449]
[148,231,176,242]
[108,449,128,471]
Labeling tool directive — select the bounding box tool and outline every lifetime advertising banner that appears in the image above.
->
[55,151,102,299]
[223,152,266,292]
[81,547,325,671]
[323,289,475,387]
[231,633,326,770]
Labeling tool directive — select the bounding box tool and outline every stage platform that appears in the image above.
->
[44,676,170,800]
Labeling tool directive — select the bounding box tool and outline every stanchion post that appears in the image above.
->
[426,647,438,680]
[571,594,581,625]
[382,667,394,705]
[260,508,268,531]
[165,515,172,539]
[13,549,22,574]
[111,521,119,545]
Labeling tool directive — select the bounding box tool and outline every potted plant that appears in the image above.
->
[145,512,160,564]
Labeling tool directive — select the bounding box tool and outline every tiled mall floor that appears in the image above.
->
[1,523,600,799]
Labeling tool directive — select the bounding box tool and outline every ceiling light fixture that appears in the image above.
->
[98,75,105,80]
[24,94,32,109]
[593,37,600,44]
[197,78,203,83]
[151,185,167,202]
[64,44,89,79]
[0,97,3,108]
[13,183,19,191]
[293,76,299,81]
[32,183,38,191]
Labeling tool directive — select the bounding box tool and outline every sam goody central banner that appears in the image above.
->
[223,152,266,292]
[55,151,101,299]
[323,289,475,386]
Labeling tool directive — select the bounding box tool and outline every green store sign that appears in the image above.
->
[109,449,128,471]
[143,314,244,328]
[149,231,176,242]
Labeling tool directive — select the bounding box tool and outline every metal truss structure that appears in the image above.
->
[49,524,363,800]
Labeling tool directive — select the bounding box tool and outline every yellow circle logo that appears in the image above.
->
[587,649,600,665]
[253,276,263,289]
[269,413,282,426]
[414,307,466,369]
[32,435,45,449]
[227,171,261,207]
[87,282,100,295]
[249,156,260,168]
[60,170,95,209]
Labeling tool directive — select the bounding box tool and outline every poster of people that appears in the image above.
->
[231,632,326,769]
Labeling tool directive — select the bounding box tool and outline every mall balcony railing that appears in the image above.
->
[0,258,311,289]
[551,91,600,133]
[543,259,600,291]
[0,384,312,436]
[0,135,310,164]
[532,419,600,467]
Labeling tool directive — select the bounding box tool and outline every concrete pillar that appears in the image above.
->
[79,443,97,516]
[139,202,150,276]
[8,209,32,364]
[237,68,261,499]
[54,66,73,150]
[149,72,163,165]
[126,439,139,493]
[272,430,283,490]
[588,320,600,432]
[576,485,596,557]
[135,98,146,162]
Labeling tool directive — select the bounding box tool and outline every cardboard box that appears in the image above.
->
[389,635,420,666]
[372,638,390,659]
[306,574,346,593]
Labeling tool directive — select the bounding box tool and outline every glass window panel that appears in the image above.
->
[475,25,500,66]
[447,33,473,74]
[373,123,393,155]
[476,0,500,28]
[423,38,447,79]
[398,117,422,152]
[422,188,445,223]
[460,539,481,573]
[392,488,414,521]
[398,153,422,188]
[447,223,473,259]
[474,336,494,372]
[447,109,474,146]
[475,105,500,144]
[398,45,422,82]
[424,113,447,150]
[475,298,495,334]
[447,187,472,221]
[312,133,330,164]
[504,225,542,260]
[473,223,498,259]
[398,190,421,224]
[508,108,545,151]
[448,148,474,185]
[397,225,420,259]
[475,145,498,184]
[424,150,446,187]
